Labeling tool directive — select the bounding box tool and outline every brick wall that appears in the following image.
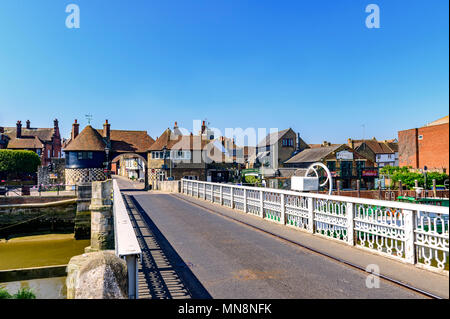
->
[399,123,449,172]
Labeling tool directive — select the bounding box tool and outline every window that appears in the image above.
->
[77,152,93,160]
[36,149,41,156]
[282,138,293,147]
[327,161,336,171]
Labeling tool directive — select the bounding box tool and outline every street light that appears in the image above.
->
[105,146,110,179]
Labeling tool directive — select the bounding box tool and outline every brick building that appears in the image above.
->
[347,138,398,168]
[398,115,449,173]
[1,119,62,166]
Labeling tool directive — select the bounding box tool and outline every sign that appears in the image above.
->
[49,173,57,179]
[336,150,353,160]
[362,169,378,177]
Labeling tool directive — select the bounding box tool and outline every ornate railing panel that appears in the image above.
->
[180,179,449,275]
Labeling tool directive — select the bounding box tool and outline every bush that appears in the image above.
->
[0,150,41,176]
[0,287,12,299]
[13,287,36,299]
[244,175,261,186]
[382,166,449,190]
[0,287,36,299]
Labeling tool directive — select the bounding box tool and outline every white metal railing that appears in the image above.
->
[112,179,142,299]
[181,179,449,275]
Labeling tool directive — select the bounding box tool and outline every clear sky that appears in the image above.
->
[0,0,448,145]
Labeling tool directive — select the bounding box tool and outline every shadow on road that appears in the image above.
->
[123,194,212,299]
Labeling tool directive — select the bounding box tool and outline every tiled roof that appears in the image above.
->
[426,115,449,127]
[257,129,291,147]
[284,145,342,164]
[3,127,55,142]
[353,139,396,154]
[64,126,155,153]
[96,129,155,153]
[64,125,106,151]
[149,129,210,151]
[6,136,44,149]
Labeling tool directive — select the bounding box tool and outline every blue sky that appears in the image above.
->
[0,0,448,145]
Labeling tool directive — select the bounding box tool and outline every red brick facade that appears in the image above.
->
[398,123,449,172]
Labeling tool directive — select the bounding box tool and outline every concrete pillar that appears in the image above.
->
[86,179,113,252]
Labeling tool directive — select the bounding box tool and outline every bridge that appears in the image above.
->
[112,176,449,299]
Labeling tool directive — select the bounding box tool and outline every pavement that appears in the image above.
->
[114,176,449,299]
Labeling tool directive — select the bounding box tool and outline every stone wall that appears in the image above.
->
[0,199,78,239]
[65,168,106,187]
[85,180,113,252]
[152,180,180,192]
[37,158,66,186]
[0,196,75,205]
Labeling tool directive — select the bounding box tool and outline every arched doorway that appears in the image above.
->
[110,153,149,190]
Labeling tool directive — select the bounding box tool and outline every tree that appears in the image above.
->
[0,150,41,179]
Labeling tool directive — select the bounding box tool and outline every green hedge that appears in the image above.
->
[0,149,41,174]
[380,166,449,190]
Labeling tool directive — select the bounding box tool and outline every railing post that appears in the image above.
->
[259,190,264,218]
[230,185,234,209]
[280,193,285,225]
[220,185,223,205]
[404,209,416,264]
[204,183,206,200]
[307,197,314,233]
[210,183,213,202]
[197,182,200,198]
[346,202,355,246]
[243,188,248,213]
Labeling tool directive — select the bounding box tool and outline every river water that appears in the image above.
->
[0,234,90,299]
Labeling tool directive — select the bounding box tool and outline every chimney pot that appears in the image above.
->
[16,121,22,138]
[72,119,80,140]
[26,120,31,129]
[103,120,111,141]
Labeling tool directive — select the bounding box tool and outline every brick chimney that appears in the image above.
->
[16,121,22,138]
[71,119,79,140]
[348,138,354,149]
[26,120,31,129]
[103,119,111,141]
[53,119,60,138]
[201,121,206,134]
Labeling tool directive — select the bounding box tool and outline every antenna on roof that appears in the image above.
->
[85,114,93,125]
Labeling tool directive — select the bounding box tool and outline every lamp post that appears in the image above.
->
[105,147,110,179]
[163,146,168,180]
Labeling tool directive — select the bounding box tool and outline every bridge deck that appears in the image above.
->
[115,177,448,299]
